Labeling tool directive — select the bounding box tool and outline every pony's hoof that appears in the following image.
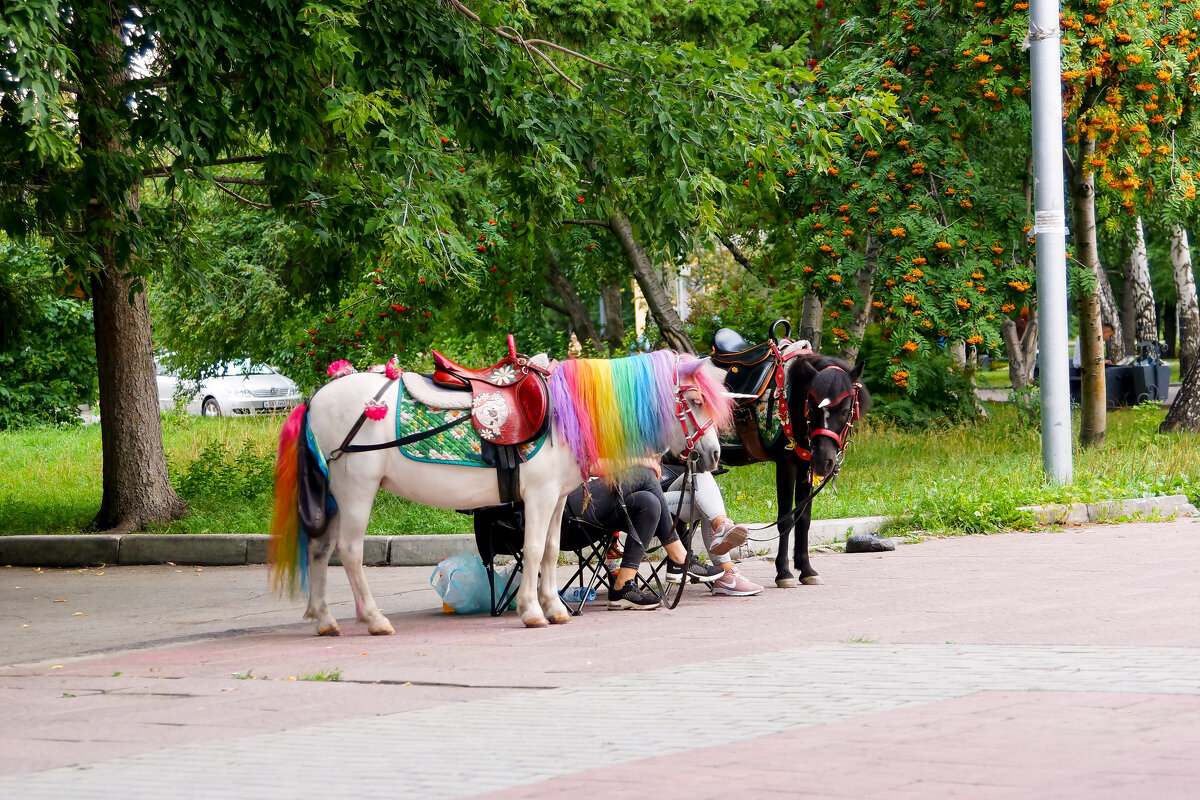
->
[800,575,823,586]
[776,577,798,588]
[522,615,549,628]
[547,611,572,625]
[369,620,395,636]
[316,623,341,636]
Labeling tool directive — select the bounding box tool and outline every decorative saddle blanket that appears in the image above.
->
[719,391,783,452]
[395,380,544,467]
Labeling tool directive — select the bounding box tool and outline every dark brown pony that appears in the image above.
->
[716,331,871,587]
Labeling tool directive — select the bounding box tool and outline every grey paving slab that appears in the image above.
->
[1,520,1198,798]
[0,643,1196,799]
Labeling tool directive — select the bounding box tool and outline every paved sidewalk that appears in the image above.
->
[2,520,1198,798]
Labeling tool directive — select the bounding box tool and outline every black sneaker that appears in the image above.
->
[608,583,661,610]
[665,556,723,584]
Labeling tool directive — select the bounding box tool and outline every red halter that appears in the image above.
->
[674,358,714,459]
[806,376,862,452]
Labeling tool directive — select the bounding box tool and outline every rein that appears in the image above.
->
[740,454,845,543]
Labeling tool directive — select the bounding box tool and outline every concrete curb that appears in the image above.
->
[1,496,1193,569]
[1018,494,1197,526]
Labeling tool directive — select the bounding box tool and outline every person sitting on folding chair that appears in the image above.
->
[661,460,764,597]
[564,462,723,610]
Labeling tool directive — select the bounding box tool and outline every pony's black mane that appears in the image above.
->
[789,353,873,415]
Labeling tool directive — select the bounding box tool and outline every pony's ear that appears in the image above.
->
[850,362,864,382]
[795,358,818,383]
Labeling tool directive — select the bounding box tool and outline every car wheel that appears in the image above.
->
[201,397,222,417]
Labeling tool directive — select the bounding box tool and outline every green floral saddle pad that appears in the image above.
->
[720,392,783,452]
[395,381,544,467]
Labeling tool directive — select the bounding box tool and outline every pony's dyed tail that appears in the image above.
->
[268,404,309,596]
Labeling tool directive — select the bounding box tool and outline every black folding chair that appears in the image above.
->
[472,504,617,617]
[472,504,525,617]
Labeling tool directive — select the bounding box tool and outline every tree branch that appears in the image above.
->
[211,180,272,209]
[562,219,611,228]
[143,155,266,178]
[447,0,629,87]
[717,233,759,275]
[212,176,267,186]
[541,298,569,316]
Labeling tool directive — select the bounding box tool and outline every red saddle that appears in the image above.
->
[431,335,549,447]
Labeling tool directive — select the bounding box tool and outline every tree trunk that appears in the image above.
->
[1095,263,1125,362]
[600,282,625,353]
[1122,217,1157,353]
[81,12,186,532]
[837,234,877,364]
[1001,316,1039,390]
[1161,355,1200,432]
[608,210,695,353]
[1170,226,1200,377]
[1071,138,1106,447]
[1164,303,1177,358]
[800,292,823,352]
[543,247,603,353]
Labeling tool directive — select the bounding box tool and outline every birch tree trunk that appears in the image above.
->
[1001,316,1039,390]
[1170,226,1200,377]
[1122,217,1157,354]
[838,235,878,364]
[608,210,694,354]
[800,292,823,352]
[1096,263,1126,362]
[1161,355,1200,432]
[1071,138,1107,447]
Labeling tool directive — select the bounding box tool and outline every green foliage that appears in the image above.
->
[890,480,1033,534]
[173,440,274,504]
[0,240,96,430]
[148,196,314,384]
[857,326,982,428]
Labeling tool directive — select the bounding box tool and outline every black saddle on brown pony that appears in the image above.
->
[713,320,871,588]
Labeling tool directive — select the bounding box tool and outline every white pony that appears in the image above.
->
[269,349,732,633]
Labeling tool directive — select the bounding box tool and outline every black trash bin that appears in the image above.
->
[1131,364,1171,403]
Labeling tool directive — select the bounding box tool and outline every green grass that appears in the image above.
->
[1,404,1197,536]
[298,667,342,682]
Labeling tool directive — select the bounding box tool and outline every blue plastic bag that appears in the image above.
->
[430,552,494,614]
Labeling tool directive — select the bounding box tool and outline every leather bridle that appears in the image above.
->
[673,359,714,460]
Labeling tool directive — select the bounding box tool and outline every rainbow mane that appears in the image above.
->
[548,350,732,477]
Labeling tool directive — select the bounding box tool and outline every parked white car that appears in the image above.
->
[156,359,302,417]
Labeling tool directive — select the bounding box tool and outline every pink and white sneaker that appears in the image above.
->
[708,521,749,557]
[711,566,763,597]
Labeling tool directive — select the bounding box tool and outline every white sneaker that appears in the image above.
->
[711,566,763,597]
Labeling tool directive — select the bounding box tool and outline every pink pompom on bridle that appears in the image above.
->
[327,359,356,379]
[363,400,388,421]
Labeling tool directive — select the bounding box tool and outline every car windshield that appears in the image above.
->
[219,360,276,377]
